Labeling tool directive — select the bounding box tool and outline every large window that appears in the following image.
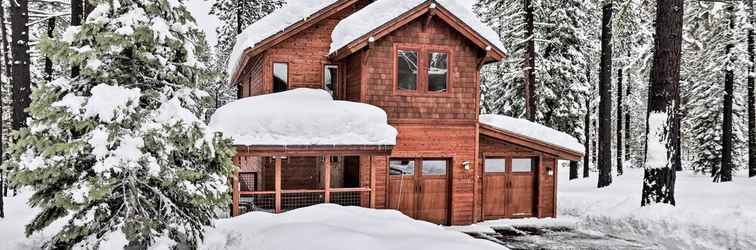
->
[427,52,448,92]
[273,62,288,93]
[397,50,419,90]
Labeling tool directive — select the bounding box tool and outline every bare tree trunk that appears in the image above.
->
[598,1,613,188]
[642,0,683,207]
[569,161,578,180]
[718,5,736,183]
[44,17,55,82]
[71,0,82,77]
[584,96,591,178]
[236,1,244,99]
[11,0,30,131]
[617,67,624,176]
[625,53,632,162]
[748,0,756,178]
[0,0,6,219]
[523,0,537,121]
[0,0,9,79]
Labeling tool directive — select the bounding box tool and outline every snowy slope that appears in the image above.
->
[330,0,507,54]
[559,167,756,250]
[208,88,397,146]
[479,114,585,154]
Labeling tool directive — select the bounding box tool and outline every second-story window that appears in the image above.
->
[324,65,338,97]
[273,62,288,93]
[428,52,449,92]
[397,49,418,90]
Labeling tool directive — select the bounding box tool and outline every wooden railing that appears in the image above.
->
[238,188,371,214]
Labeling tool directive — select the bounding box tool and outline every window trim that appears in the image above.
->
[323,64,339,97]
[392,43,454,97]
[272,61,289,93]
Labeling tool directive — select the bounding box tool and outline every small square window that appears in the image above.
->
[389,160,415,176]
[485,158,506,173]
[428,52,448,92]
[397,50,418,90]
[512,158,534,173]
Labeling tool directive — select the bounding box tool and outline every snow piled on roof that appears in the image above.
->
[227,0,339,81]
[208,88,397,146]
[202,204,503,250]
[330,0,507,54]
[480,114,584,154]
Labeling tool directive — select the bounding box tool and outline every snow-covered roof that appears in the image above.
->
[330,0,507,54]
[208,88,397,146]
[227,0,340,81]
[480,114,585,155]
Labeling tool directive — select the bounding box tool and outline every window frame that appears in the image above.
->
[272,61,289,93]
[392,43,453,97]
[323,64,339,97]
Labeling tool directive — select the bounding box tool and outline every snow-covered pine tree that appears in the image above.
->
[5,0,236,248]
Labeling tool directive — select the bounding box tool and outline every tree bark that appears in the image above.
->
[71,0,82,77]
[523,0,537,121]
[570,161,578,180]
[617,67,624,176]
[642,0,683,207]
[44,17,55,82]
[0,0,10,79]
[598,1,613,188]
[625,70,632,161]
[0,0,6,218]
[584,95,591,178]
[718,5,736,183]
[748,0,756,178]
[236,0,244,99]
[11,0,30,130]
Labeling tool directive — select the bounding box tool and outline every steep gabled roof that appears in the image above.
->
[329,0,506,61]
[227,0,362,82]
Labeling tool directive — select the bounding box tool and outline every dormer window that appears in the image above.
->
[428,52,448,92]
[273,62,288,93]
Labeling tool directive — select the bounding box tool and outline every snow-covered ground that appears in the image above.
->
[455,166,756,250]
[558,167,756,250]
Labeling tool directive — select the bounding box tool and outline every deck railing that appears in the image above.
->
[239,188,370,214]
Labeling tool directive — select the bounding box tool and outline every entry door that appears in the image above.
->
[388,159,450,225]
[482,157,536,219]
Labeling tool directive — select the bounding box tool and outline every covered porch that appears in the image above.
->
[230,145,392,216]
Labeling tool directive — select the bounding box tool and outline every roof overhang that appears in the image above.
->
[480,123,584,161]
[229,0,363,83]
[235,144,394,157]
[328,1,507,62]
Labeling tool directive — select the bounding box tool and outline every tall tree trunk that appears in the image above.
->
[236,1,244,99]
[10,0,30,131]
[0,0,6,219]
[625,68,632,161]
[71,0,82,77]
[598,1,613,188]
[44,17,55,82]
[617,67,624,176]
[1,0,10,79]
[570,161,578,180]
[585,96,591,178]
[642,0,683,207]
[524,0,537,121]
[748,0,756,178]
[719,5,736,183]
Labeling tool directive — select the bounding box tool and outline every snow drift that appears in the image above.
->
[208,88,397,146]
[201,204,503,250]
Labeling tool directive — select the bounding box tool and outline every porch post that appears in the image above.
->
[369,155,376,208]
[231,171,240,216]
[324,155,331,203]
[275,157,282,213]
[537,154,544,218]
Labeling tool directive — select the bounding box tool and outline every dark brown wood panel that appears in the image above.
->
[482,175,507,218]
[509,173,535,217]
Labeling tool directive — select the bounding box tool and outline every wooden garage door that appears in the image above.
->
[388,159,450,225]
[483,157,537,219]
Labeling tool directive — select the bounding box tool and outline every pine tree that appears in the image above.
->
[747,0,756,178]
[642,0,683,207]
[5,0,236,248]
[598,0,613,188]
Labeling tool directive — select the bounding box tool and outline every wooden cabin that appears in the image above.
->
[219,0,584,226]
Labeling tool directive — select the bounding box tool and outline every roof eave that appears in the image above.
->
[480,123,584,161]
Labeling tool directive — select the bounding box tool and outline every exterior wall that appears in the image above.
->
[362,18,482,122]
[478,134,558,220]
[238,0,372,97]
[344,52,363,101]
[239,53,266,97]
